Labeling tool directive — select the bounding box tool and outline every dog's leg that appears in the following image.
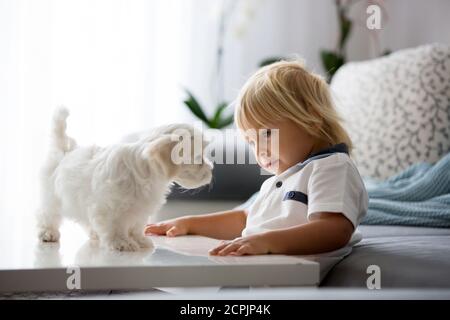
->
[89,206,140,252]
[81,223,99,242]
[129,216,153,249]
[36,199,62,243]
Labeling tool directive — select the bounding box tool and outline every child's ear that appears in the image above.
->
[141,134,180,161]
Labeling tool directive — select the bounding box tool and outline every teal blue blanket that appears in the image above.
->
[361,152,450,228]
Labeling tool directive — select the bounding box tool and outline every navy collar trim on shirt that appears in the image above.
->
[295,143,349,169]
[274,143,350,181]
[307,143,349,159]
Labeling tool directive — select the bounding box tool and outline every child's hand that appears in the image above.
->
[145,217,190,237]
[208,234,270,256]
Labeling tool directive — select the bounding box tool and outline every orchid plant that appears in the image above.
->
[183,1,234,129]
[260,0,389,82]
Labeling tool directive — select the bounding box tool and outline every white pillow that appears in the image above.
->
[331,44,450,180]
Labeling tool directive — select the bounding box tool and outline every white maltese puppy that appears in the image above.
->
[37,108,213,251]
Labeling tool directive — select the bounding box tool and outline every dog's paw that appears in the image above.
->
[107,237,140,252]
[38,228,60,243]
[132,235,154,249]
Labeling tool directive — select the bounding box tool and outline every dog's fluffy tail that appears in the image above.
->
[37,107,77,242]
[50,106,77,154]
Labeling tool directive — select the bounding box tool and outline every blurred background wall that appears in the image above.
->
[1,0,450,225]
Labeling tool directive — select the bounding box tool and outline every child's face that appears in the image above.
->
[243,119,323,175]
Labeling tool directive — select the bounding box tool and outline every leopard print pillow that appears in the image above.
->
[331,43,450,180]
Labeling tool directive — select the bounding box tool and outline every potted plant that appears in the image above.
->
[260,0,390,82]
[173,0,268,200]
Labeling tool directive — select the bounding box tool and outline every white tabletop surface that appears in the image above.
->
[0,200,319,292]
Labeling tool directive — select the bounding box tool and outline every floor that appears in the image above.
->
[3,287,450,300]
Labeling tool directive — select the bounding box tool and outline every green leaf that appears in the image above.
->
[381,49,392,56]
[210,102,228,128]
[320,50,345,82]
[183,89,210,125]
[182,89,234,129]
[217,114,234,129]
[259,57,285,67]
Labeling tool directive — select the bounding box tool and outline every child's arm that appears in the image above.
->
[209,212,354,256]
[145,209,247,240]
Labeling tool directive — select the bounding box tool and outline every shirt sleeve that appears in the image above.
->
[307,158,366,229]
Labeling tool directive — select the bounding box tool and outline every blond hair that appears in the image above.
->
[234,60,353,155]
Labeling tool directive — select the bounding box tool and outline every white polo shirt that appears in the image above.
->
[242,143,369,251]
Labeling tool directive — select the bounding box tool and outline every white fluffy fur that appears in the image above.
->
[37,108,213,251]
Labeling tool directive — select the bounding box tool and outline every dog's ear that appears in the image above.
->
[141,134,180,161]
